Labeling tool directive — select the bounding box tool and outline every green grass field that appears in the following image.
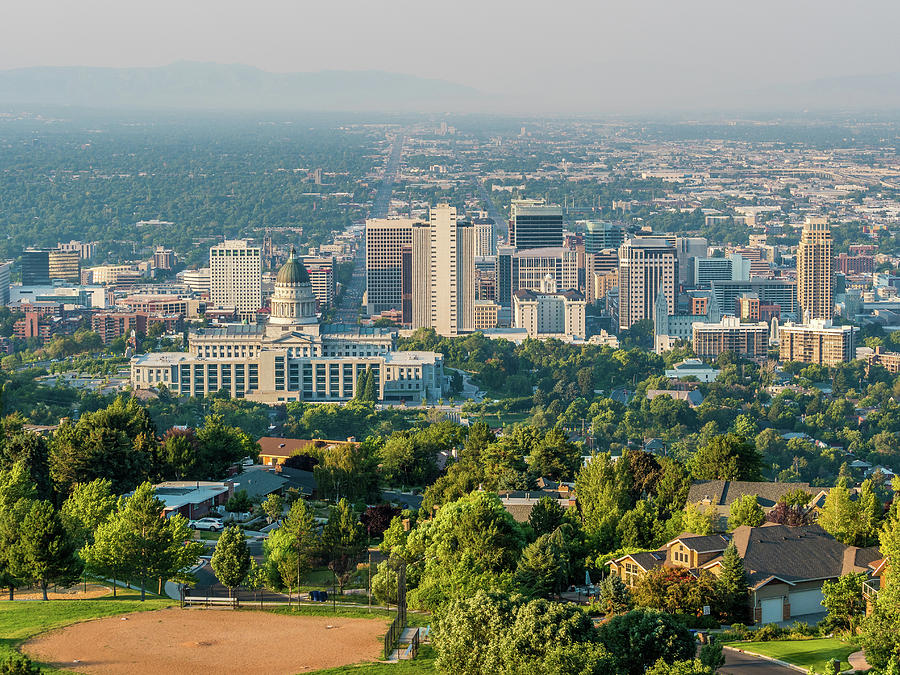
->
[0,591,173,672]
[309,645,436,674]
[725,638,856,673]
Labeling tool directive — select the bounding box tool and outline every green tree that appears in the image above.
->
[0,462,36,599]
[597,573,631,615]
[516,529,570,598]
[597,609,695,675]
[728,494,765,530]
[60,478,116,548]
[818,486,865,546]
[681,502,717,536]
[263,498,316,604]
[716,542,749,622]
[195,414,258,479]
[528,497,566,537]
[81,516,131,597]
[0,653,42,675]
[527,428,581,481]
[18,500,82,600]
[617,499,661,548]
[225,489,252,514]
[822,572,866,632]
[321,498,367,594]
[646,658,715,675]
[211,525,251,598]
[860,513,900,669]
[262,493,285,523]
[689,434,763,481]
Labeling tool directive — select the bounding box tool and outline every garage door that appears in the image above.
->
[760,597,783,624]
[790,589,824,616]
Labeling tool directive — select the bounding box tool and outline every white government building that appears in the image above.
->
[131,249,444,404]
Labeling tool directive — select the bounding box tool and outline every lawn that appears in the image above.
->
[0,591,173,672]
[309,644,436,674]
[724,638,856,673]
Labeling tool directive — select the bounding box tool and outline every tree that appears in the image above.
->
[516,529,570,598]
[263,498,316,604]
[0,462,36,599]
[597,609,695,675]
[225,489,252,514]
[528,497,566,537]
[699,640,725,670]
[689,434,763,481]
[646,659,715,675]
[617,499,661,549]
[716,542,749,622]
[822,572,866,632]
[60,478,116,548]
[527,428,581,481]
[860,510,900,669]
[360,504,400,538]
[576,453,631,551]
[728,494,765,530]
[262,493,285,523]
[433,590,517,675]
[18,500,82,600]
[160,427,200,480]
[81,516,131,597]
[632,566,718,616]
[819,486,868,546]
[321,498,367,594]
[195,414,258,479]
[211,525,251,598]
[765,500,813,527]
[0,653,42,675]
[597,573,631,615]
[681,502,717,536]
[84,482,202,600]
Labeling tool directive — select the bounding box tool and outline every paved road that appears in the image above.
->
[720,647,798,675]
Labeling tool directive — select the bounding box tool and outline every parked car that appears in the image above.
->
[189,517,224,532]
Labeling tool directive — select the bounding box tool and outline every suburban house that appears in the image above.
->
[664,358,721,383]
[608,524,881,624]
[687,480,831,530]
[152,481,233,519]
[227,467,288,502]
[257,436,356,466]
[497,479,576,523]
[646,388,704,408]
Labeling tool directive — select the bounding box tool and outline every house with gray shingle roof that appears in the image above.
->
[687,480,831,530]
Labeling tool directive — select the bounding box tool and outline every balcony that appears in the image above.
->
[863,578,880,600]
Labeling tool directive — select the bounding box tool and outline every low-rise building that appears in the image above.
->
[664,358,720,383]
[512,275,585,339]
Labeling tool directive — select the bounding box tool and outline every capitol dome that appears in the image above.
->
[276,247,311,285]
[268,246,318,328]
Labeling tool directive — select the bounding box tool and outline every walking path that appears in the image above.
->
[847,650,871,672]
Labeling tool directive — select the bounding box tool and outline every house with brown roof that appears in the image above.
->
[687,480,831,530]
[863,558,888,615]
[608,524,880,625]
[257,436,356,466]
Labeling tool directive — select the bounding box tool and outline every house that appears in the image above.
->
[646,388,704,407]
[607,524,881,625]
[257,436,356,466]
[686,480,831,530]
[497,480,576,523]
[708,525,881,624]
[152,481,232,519]
[227,467,288,502]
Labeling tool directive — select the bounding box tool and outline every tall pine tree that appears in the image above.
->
[716,542,748,622]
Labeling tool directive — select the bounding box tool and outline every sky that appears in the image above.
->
[2,0,900,112]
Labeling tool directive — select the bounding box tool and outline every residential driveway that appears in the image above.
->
[720,647,799,674]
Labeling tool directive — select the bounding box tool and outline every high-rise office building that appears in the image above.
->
[153,246,177,271]
[618,238,678,331]
[21,249,51,286]
[473,217,496,257]
[675,237,708,284]
[365,217,416,314]
[48,250,81,283]
[57,241,97,260]
[209,239,262,316]
[496,245,519,318]
[797,217,834,321]
[509,199,563,250]
[584,221,624,254]
[0,261,11,306]
[410,205,475,336]
[515,247,579,292]
[302,255,336,309]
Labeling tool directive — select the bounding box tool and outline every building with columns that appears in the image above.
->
[132,249,443,404]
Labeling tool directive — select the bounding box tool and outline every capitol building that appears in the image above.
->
[131,250,444,404]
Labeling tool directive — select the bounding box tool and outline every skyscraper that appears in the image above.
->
[365,217,416,314]
[209,239,262,317]
[797,216,834,321]
[675,236,708,284]
[584,221,624,254]
[509,199,563,250]
[410,204,475,336]
[473,217,496,257]
[0,261,11,306]
[48,249,81,283]
[21,249,51,286]
[618,238,678,330]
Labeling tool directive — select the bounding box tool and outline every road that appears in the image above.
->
[476,178,507,242]
[720,647,798,675]
[332,131,404,322]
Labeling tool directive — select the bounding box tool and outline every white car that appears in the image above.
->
[189,517,224,532]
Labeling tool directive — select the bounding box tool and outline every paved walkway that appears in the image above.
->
[722,646,803,674]
[847,650,871,672]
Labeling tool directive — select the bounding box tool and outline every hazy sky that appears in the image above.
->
[3,0,900,111]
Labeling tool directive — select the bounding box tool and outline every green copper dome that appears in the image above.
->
[276,246,310,285]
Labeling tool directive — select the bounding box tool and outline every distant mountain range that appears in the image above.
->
[0,62,483,112]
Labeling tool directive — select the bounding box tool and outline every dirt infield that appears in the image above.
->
[25,607,388,674]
